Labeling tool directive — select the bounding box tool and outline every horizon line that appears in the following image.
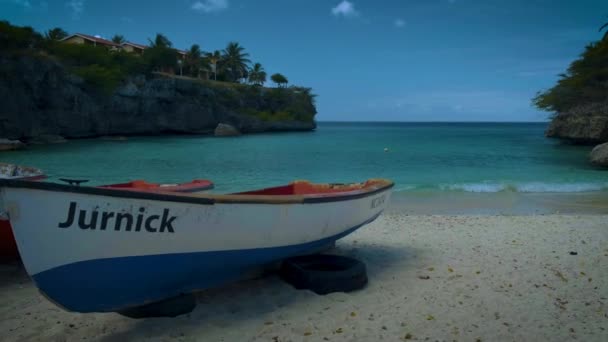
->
[317,120,550,123]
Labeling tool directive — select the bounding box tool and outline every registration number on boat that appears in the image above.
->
[370,195,386,209]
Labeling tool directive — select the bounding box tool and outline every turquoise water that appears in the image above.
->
[1,122,607,194]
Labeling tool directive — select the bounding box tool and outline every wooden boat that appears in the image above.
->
[2,169,211,261]
[0,163,46,261]
[0,178,393,313]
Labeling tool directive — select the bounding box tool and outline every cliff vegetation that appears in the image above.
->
[0,21,317,142]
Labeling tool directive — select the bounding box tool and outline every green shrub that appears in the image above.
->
[72,64,123,94]
[0,20,43,50]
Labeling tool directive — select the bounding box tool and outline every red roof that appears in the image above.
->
[62,33,122,47]
[123,41,148,50]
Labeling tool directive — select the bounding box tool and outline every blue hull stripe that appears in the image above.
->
[32,212,382,313]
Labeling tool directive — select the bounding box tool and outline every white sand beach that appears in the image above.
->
[1,213,607,341]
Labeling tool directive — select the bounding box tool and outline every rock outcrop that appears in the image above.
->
[26,135,67,144]
[0,54,316,142]
[545,103,608,144]
[590,143,608,167]
[214,123,241,137]
[0,138,25,151]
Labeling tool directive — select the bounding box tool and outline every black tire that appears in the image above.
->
[117,293,196,319]
[279,254,367,295]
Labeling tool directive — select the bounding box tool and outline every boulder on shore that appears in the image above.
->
[0,138,25,151]
[214,123,241,137]
[590,142,608,167]
[27,135,67,144]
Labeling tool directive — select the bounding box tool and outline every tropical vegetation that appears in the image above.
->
[271,73,288,88]
[45,27,67,41]
[221,42,251,82]
[248,63,266,86]
[600,20,608,41]
[533,24,608,114]
[111,34,125,44]
[0,20,314,123]
[1,21,292,90]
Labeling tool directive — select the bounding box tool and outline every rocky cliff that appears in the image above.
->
[0,54,316,141]
[545,104,608,145]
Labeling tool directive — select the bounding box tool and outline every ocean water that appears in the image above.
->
[1,122,607,196]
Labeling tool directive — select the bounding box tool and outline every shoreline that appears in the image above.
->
[390,190,608,215]
[1,213,607,341]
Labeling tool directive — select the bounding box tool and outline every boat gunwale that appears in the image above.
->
[0,179,394,205]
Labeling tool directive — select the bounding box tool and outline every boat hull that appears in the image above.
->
[0,181,392,313]
[0,163,46,261]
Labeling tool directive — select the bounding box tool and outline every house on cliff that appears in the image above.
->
[61,33,122,50]
[61,34,186,61]
[121,42,147,55]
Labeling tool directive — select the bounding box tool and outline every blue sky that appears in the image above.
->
[2,0,607,122]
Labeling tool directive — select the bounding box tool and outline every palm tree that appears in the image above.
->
[248,63,267,86]
[205,50,222,81]
[600,21,608,40]
[185,44,202,77]
[45,27,68,41]
[148,33,172,48]
[271,73,288,88]
[221,42,251,83]
[111,34,125,44]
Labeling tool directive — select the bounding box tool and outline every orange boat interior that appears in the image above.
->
[235,179,389,196]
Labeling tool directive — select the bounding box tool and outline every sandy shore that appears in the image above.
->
[1,214,607,341]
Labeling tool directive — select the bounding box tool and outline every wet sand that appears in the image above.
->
[1,213,607,341]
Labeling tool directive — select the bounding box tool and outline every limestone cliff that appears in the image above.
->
[545,104,608,145]
[0,54,316,141]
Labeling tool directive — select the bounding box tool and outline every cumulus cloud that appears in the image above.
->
[191,0,228,13]
[331,1,358,18]
[394,18,405,28]
[65,0,84,19]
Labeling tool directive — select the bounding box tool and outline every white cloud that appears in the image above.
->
[394,18,405,28]
[331,1,358,18]
[65,0,84,19]
[191,0,228,13]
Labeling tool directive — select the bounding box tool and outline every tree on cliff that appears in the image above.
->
[248,63,267,86]
[45,27,68,41]
[144,34,177,73]
[533,37,608,114]
[184,44,204,78]
[221,42,251,83]
[205,50,222,81]
[111,34,125,44]
[600,21,608,40]
[148,33,172,48]
[271,73,288,88]
[1,21,43,49]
